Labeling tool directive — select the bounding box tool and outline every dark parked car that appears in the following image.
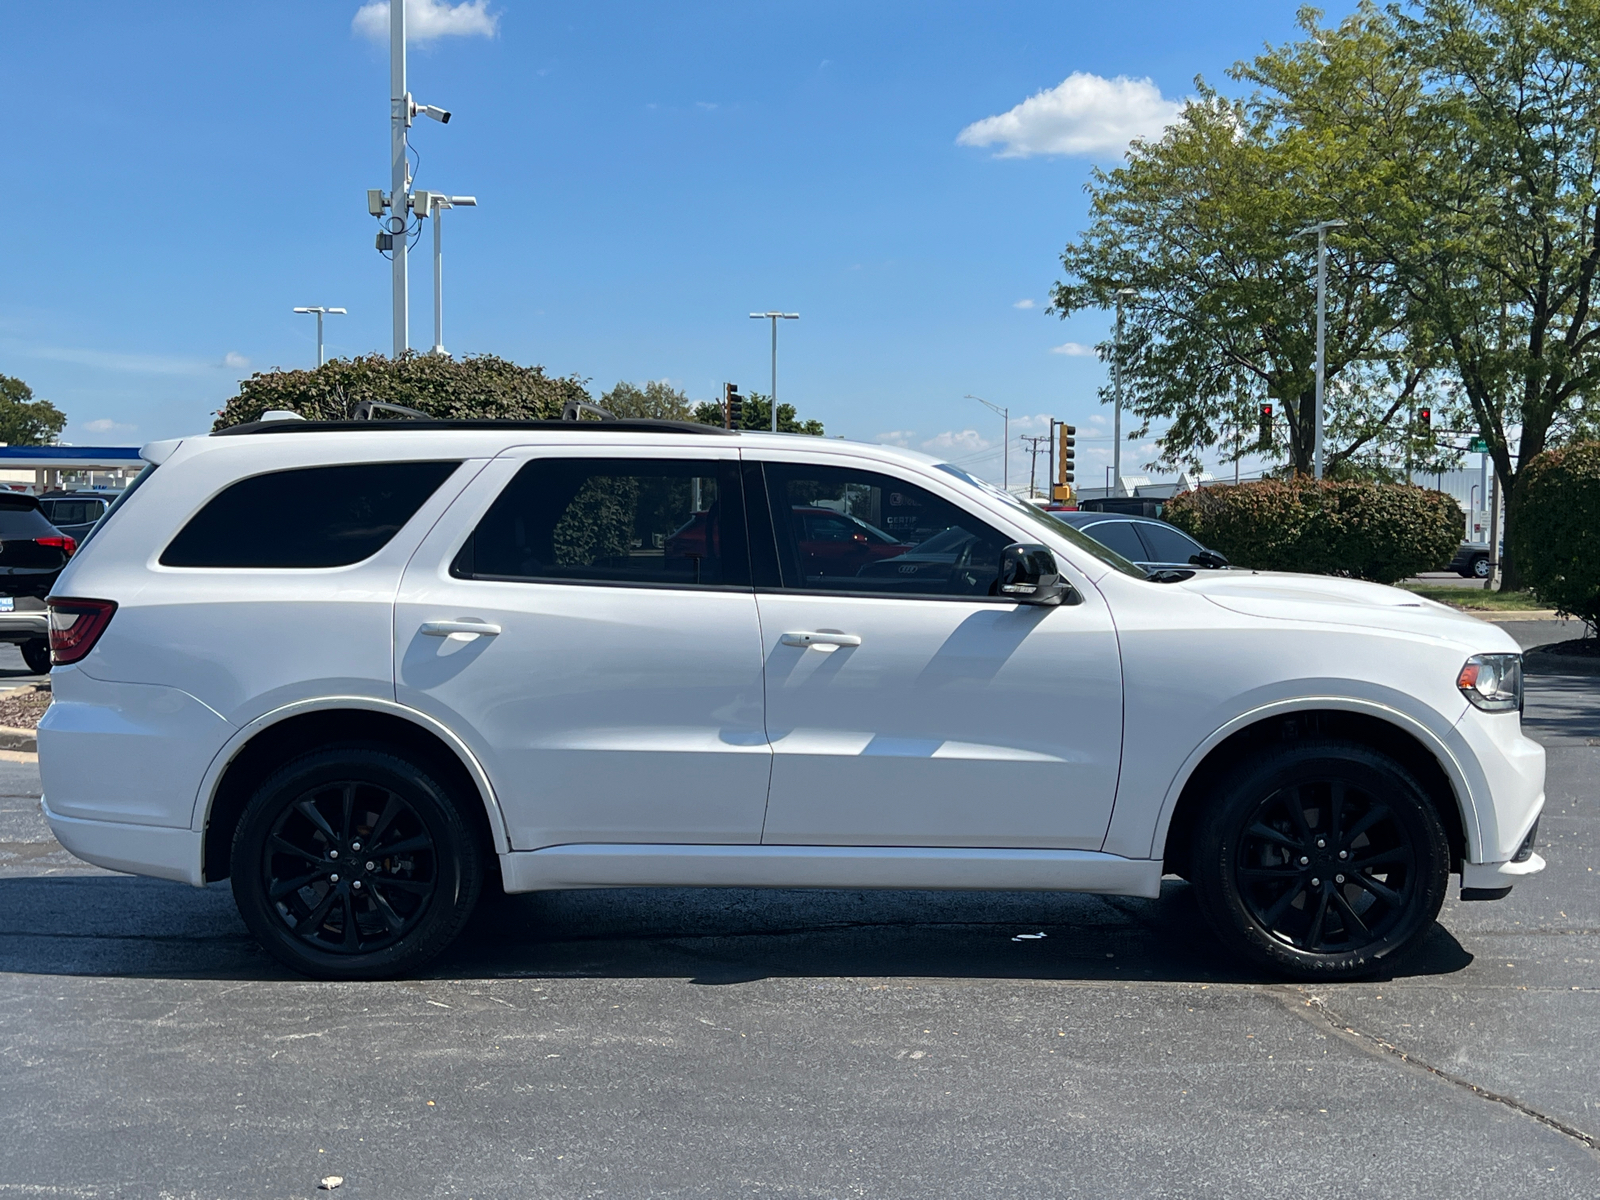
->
[39,491,117,543]
[0,493,77,673]
[1449,541,1493,579]
[1055,512,1229,574]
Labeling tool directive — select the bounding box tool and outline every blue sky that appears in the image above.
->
[0,0,1330,486]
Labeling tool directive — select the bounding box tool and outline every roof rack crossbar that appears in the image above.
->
[561,400,616,422]
[353,400,431,421]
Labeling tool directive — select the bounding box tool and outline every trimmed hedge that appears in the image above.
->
[1164,479,1462,585]
[213,352,591,430]
[1510,441,1600,629]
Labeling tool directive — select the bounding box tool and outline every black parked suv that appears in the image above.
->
[0,493,77,673]
[38,491,116,543]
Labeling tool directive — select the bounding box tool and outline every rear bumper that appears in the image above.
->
[40,793,203,885]
[0,612,48,643]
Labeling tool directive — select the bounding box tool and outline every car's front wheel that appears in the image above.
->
[231,746,484,980]
[1472,555,1491,579]
[1191,740,1450,980]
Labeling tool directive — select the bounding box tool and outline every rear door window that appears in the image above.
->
[161,461,460,568]
[0,500,58,539]
[451,457,747,588]
[41,500,101,526]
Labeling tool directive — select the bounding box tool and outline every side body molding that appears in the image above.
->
[191,696,510,871]
[1139,695,1483,864]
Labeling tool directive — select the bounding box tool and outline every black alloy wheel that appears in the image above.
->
[21,639,50,674]
[232,746,483,980]
[1192,740,1449,980]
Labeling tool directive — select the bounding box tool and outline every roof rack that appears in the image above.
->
[213,418,736,437]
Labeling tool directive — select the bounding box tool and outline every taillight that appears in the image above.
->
[38,535,76,557]
[46,597,117,665]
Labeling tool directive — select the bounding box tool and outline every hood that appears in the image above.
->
[1179,570,1519,651]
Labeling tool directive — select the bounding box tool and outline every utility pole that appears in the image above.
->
[292,307,347,367]
[967,395,1009,489]
[1294,219,1346,479]
[414,193,477,355]
[749,313,799,432]
[1022,434,1049,499]
[389,0,408,357]
[1111,288,1137,496]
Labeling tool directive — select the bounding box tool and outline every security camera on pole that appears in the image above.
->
[367,0,454,359]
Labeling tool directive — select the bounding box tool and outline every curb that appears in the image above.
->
[1525,649,1600,677]
[0,725,37,753]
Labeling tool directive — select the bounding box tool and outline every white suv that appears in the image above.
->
[38,417,1546,980]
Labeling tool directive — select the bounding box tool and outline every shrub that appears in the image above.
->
[213,352,591,430]
[1164,479,1462,585]
[1510,441,1600,629]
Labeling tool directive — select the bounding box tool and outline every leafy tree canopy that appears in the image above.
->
[691,391,824,436]
[213,352,591,429]
[600,379,694,421]
[0,375,68,446]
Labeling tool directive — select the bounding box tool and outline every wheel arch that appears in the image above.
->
[194,698,508,884]
[1154,700,1476,881]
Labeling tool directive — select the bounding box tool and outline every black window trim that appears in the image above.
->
[448,454,754,592]
[743,459,1028,605]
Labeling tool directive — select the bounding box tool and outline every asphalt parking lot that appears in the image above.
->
[0,630,1595,1199]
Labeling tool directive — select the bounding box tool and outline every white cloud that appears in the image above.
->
[81,418,137,434]
[1051,341,1097,356]
[875,430,917,449]
[353,0,497,44]
[1013,299,1036,310]
[921,429,992,454]
[957,72,1182,159]
[2,340,217,376]
[223,351,250,370]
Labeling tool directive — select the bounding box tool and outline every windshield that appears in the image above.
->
[934,464,1147,579]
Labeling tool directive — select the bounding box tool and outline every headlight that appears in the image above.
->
[1457,653,1523,712]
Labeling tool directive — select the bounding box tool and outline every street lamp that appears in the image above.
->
[414,193,477,356]
[967,394,1010,490]
[292,306,347,367]
[1293,219,1346,480]
[749,312,799,432]
[1113,287,1136,495]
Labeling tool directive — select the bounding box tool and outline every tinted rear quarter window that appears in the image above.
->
[161,461,460,568]
[0,499,58,539]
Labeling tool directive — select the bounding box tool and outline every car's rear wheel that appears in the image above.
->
[1191,740,1449,980]
[1472,555,1491,579]
[21,638,50,674]
[231,746,483,980]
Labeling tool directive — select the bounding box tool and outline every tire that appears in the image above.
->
[20,639,51,675]
[1190,739,1450,980]
[231,746,483,980]
[1471,555,1491,579]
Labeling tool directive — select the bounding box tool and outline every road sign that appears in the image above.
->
[1469,437,1489,453]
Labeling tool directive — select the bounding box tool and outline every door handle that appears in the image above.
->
[420,620,502,638]
[781,631,862,649]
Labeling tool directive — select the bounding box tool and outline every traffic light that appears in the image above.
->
[1258,404,1273,449]
[724,384,743,429]
[1052,424,1076,501]
[1417,406,1432,429]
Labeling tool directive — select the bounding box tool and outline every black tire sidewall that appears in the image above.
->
[231,746,482,980]
[22,639,51,674]
[1192,740,1450,980]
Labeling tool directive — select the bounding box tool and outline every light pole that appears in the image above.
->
[415,193,477,355]
[292,307,347,367]
[967,395,1009,490]
[1294,219,1346,479]
[1112,287,1136,495]
[367,0,453,359]
[749,312,799,431]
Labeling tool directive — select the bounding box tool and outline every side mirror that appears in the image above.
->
[1189,549,1229,569]
[998,543,1073,606]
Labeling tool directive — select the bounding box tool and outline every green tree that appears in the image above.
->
[213,352,591,429]
[1051,76,1447,479]
[600,379,694,420]
[691,391,824,435]
[1247,0,1600,587]
[0,376,67,446]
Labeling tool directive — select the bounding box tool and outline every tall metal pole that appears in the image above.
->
[316,310,326,367]
[749,313,799,432]
[1113,298,1124,492]
[967,395,1009,489]
[390,0,409,358]
[1314,226,1326,480]
[432,199,445,355]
